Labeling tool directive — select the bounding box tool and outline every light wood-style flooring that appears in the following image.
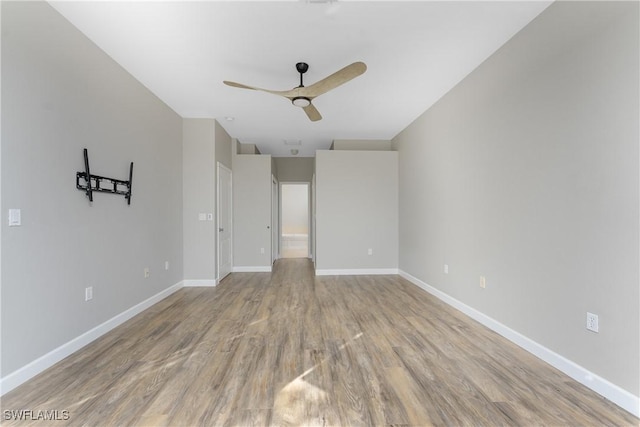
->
[2,259,637,426]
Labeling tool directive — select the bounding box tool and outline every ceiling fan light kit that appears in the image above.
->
[224,61,366,122]
[292,97,311,107]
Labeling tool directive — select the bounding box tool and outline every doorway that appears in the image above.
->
[217,163,232,281]
[280,183,309,259]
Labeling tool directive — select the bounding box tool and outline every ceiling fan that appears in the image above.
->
[223,61,367,122]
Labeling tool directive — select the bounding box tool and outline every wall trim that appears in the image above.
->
[0,281,184,396]
[315,268,399,276]
[183,279,217,287]
[232,266,272,273]
[398,270,640,418]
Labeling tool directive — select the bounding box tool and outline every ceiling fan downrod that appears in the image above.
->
[293,62,311,107]
[296,62,309,87]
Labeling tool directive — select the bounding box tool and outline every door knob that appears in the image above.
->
[219,228,224,232]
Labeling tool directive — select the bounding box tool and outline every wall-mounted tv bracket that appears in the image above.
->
[76,148,133,205]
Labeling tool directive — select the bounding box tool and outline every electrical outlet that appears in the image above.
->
[165,261,169,270]
[207,213,213,221]
[586,312,599,333]
[444,264,449,274]
[480,276,486,288]
[85,286,93,301]
[367,248,373,255]
[144,268,150,278]
[260,248,265,254]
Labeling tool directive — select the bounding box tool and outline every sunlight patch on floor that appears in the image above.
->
[272,332,364,425]
[273,377,328,426]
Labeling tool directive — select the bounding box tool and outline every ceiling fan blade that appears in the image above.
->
[301,62,367,98]
[223,80,295,97]
[303,102,322,122]
[223,80,259,90]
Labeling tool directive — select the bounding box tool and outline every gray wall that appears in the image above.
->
[393,1,639,396]
[183,119,216,281]
[232,151,272,269]
[238,143,261,155]
[274,157,314,183]
[215,121,232,170]
[315,150,398,271]
[271,156,278,180]
[332,139,392,151]
[183,119,232,282]
[1,2,183,375]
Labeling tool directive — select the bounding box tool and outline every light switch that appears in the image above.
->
[198,213,206,221]
[207,213,213,221]
[9,209,21,226]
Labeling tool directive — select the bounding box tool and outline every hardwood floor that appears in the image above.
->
[2,259,637,426]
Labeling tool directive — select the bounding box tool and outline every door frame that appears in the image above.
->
[311,174,316,263]
[271,175,279,263]
[216,162,233,281]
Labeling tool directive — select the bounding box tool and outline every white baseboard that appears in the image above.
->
[0,281,184,396]
[315,268,399,276]
[398,270,640,418]
[232,266,272,273]
[183,279,217,287]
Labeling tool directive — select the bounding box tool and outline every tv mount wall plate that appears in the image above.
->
[76,148,133,205]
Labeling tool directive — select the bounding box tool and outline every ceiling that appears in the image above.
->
[49,1,553,157]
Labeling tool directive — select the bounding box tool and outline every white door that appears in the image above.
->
[272,176,279,263]
[217,163,232,281]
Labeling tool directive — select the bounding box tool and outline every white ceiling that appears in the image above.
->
[49,1,552,157]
